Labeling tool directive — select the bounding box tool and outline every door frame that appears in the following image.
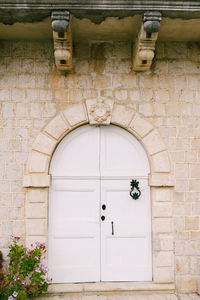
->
[23,101,175,291]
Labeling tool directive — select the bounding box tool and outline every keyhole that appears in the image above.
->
[102,204,106,210]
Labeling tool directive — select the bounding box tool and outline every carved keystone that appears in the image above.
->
[86,98,114,125]
[51,11,72,71]
[133,11,162,71]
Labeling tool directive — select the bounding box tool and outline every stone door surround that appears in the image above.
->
[23,100,175,292]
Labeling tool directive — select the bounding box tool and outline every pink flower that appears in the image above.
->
[12,291,18,297]
[35,267,41,273]
[35,256,39,260]
[25,247,29,253]
[45,277,51,283]
[13,275,17,281]
[22,279,27,285]
[41,264,48,272]
[8,296,14,300]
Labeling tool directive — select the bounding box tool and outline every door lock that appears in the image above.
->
[101,216,105,221]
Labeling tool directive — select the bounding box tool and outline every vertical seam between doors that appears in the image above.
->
[99,126,102,281]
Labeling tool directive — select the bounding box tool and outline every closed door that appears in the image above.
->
[48,125,152,283]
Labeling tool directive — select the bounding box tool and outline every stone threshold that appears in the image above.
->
[48,282,175,294]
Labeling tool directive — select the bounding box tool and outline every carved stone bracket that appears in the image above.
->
[133,11,162,71]
[86,98,114,125]
[51,10,72,71]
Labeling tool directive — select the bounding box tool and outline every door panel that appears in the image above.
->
[50,125,100,177]
[48,179,101,283]
[100,179,152,281]
[100,126,150,177]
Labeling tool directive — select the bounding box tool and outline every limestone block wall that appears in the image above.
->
[0,39,200,293]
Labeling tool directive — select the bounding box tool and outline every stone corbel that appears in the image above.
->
[51,11,72,71]
[133,11,162,71]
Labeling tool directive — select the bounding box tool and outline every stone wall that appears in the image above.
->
[0,39,200,293]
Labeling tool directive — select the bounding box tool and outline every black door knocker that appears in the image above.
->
[130,179,141,200]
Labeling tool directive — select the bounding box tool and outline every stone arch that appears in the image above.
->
[23,102,174,186]
[23,101,175,290]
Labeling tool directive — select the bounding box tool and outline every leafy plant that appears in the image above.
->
[0,236,52,299]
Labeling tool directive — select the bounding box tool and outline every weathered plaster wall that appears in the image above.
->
[1,39,200,293]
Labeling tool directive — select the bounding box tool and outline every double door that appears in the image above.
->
[48,125,152,283]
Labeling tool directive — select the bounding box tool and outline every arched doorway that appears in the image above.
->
[48,124,152,283]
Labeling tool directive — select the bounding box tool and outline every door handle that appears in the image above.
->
[111,221,114,235]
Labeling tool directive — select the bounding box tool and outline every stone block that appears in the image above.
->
[23,174,50,187]
[5,163,23,180]
[2,102,14,118]
[12,220,25,236]
[21,58,34,72]
[114,89,128,101]
[185,216,199,230]
[176,276,197,293]
[149,173,175,187]
[154,268,174,283]
[152,188,172,202]
[26,203,46,219]
[175,164,189,178]
[63,104,88,127]
[142,130,166,155]
[9,207,24,220]
[153,218,173,233]
[35,59,50,73]
[139,103,153,117]
[27,188,48,203]
[74,60,89,74]
[0,88,10,100]
[173,204,191,216]
[175,256,189,274]
[186,179,200,193]
[112,74,137,89]
[30,103,43,118]
[151,151,171,173]
[128,89,140,102]
[190,257,200,275]
[174,217,185,232]
[129,113,153,138]
[39,89,53,101]
[18,74,36,88]
[27,151,49,173]
[32,133,56,155]
[92,74,111,89]
[153,203,172,217]
[155,252,173,267]
[111,104,134,128]
[190,164,200,178]
[26,219,46,236]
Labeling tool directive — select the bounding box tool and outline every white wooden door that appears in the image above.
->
[48,125,152,283]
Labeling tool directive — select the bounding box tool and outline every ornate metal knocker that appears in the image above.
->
[130,179,141,200]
